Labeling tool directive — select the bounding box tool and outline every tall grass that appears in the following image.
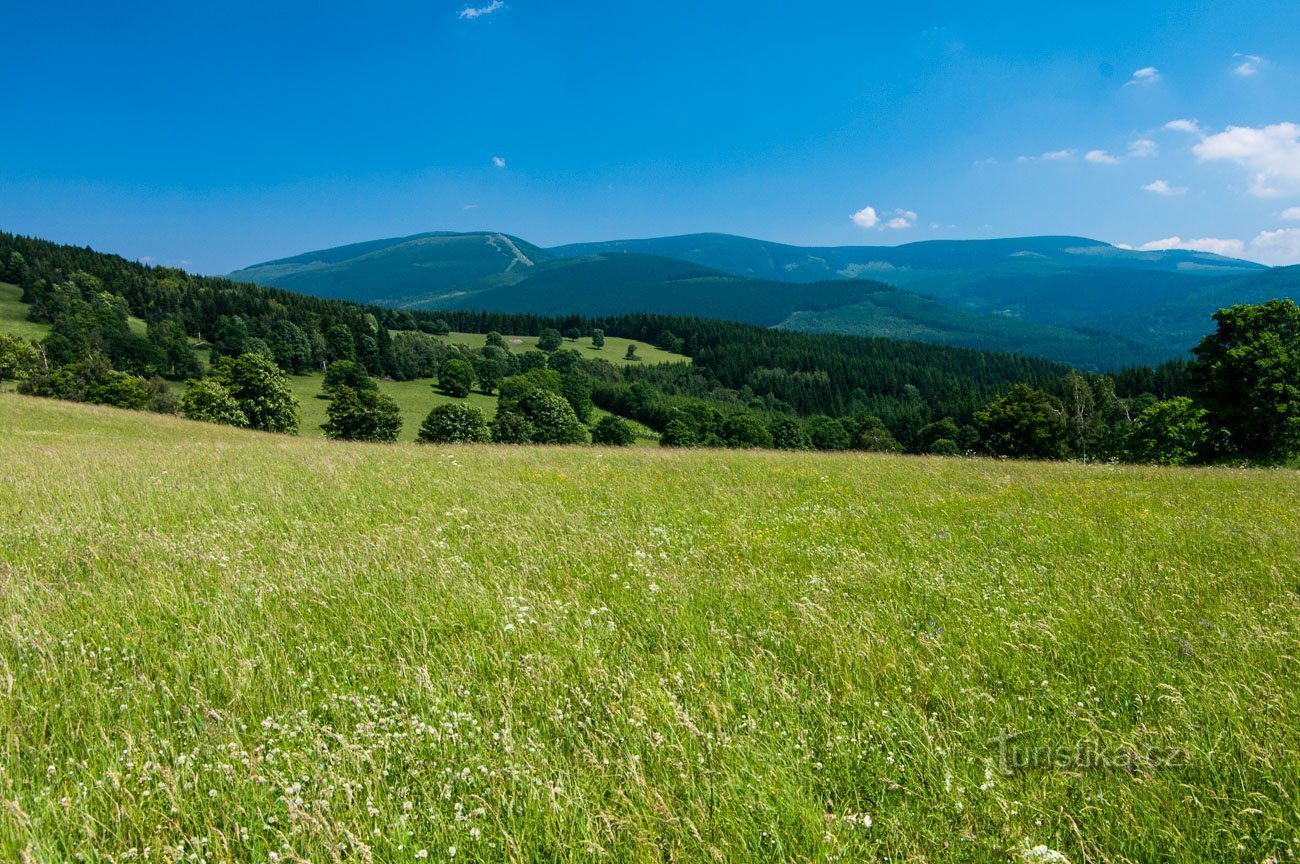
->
[1,394,1296,862]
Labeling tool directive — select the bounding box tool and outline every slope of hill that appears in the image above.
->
[4,393,1298,862]
[1080,264,1300,357]
[228,231,552,304]
[400,254,1160,368]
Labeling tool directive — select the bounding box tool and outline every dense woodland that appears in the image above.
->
[1,231,1297,464]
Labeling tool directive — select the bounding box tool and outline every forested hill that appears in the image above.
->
[0,231,1070,424]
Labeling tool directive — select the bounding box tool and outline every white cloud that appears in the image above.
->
[1126,66,1160,86]
[1128,138,1159,158]
[851,206,916,230]
[886,209,917,230]
[1248,228,1300,265]
[1164,118,1203,135]
[973,156,998,167]
[1192,123,1300,197]
[1281,207,1300,221]
[1138,236,1246,257]
[850,206,880,229]
[491,155,507,168]
[1233,53,1264,77]
[463,204,479,210]
[1085,149,1120,165]
[458,0,504,19]
[1142,179,1188,197]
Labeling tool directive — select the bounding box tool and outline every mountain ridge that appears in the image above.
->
[228,230,1290,370]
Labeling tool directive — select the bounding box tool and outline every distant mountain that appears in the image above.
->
[231,231,1291,370]
[228,232,552,304]
[551,233,1268,323]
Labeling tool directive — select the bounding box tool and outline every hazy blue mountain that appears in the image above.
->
[551,233,1268,322]
[231,231,1290,370]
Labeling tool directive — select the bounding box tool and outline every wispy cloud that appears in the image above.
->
[1282,207,1300,221]
[1128,138,1159,158]
[1142,179,1188,197]
[1192,122,1300,197]
[886,209,917,230]
[1137,228,1300,265]
[1018,149,1075,163]
[459,1,504,20]
[1138,236,1244,257]
[1232,53,1264,77]
[1249,227,1300,265]
[1164,119,1202,135]
[491,155,507,169]
[1126,66,1161,87]
[1085,150,1120,165]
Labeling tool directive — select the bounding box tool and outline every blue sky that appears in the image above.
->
[2,0,1299,273]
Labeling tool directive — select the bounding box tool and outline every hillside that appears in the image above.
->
[233,232,1290,369]
[3,394,1297,862]
[228,231,553,304]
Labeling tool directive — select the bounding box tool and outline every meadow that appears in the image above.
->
[1,394,1296,863]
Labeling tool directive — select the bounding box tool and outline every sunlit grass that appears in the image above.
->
[437,331,689,366]
[0,394,1296,863]
[0,282,50,342]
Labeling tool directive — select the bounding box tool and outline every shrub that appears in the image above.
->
[211,353,300,434]
[179,379,249,427]
[321,386,403,442]
[323,360,376,395]
[418,403,491,444]
[438,358,475,398]
[592,415,636,446]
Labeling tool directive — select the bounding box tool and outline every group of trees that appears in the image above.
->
[4,232,1297,465]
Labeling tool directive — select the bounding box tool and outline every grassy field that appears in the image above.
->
[1,281,151,342]
[0,394,1296,863]
[0,282,50,341]
[439,331,690,367]
[285,373,658,445]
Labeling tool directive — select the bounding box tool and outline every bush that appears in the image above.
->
[438,358,475,398]
[768,416,812,450]
[929,438,960,456]
[323,360,377,395]
[86,371,151,411]
[854,416,902,453]
[1125,397,1210,465]
[721,413,773,449]
[418,403,491,444]
[537,328,563,352]
[592,415,636,446]
[211,353,300,434]
[494,389,589,445]
[321,386,403,442]
[180,379,249,427]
